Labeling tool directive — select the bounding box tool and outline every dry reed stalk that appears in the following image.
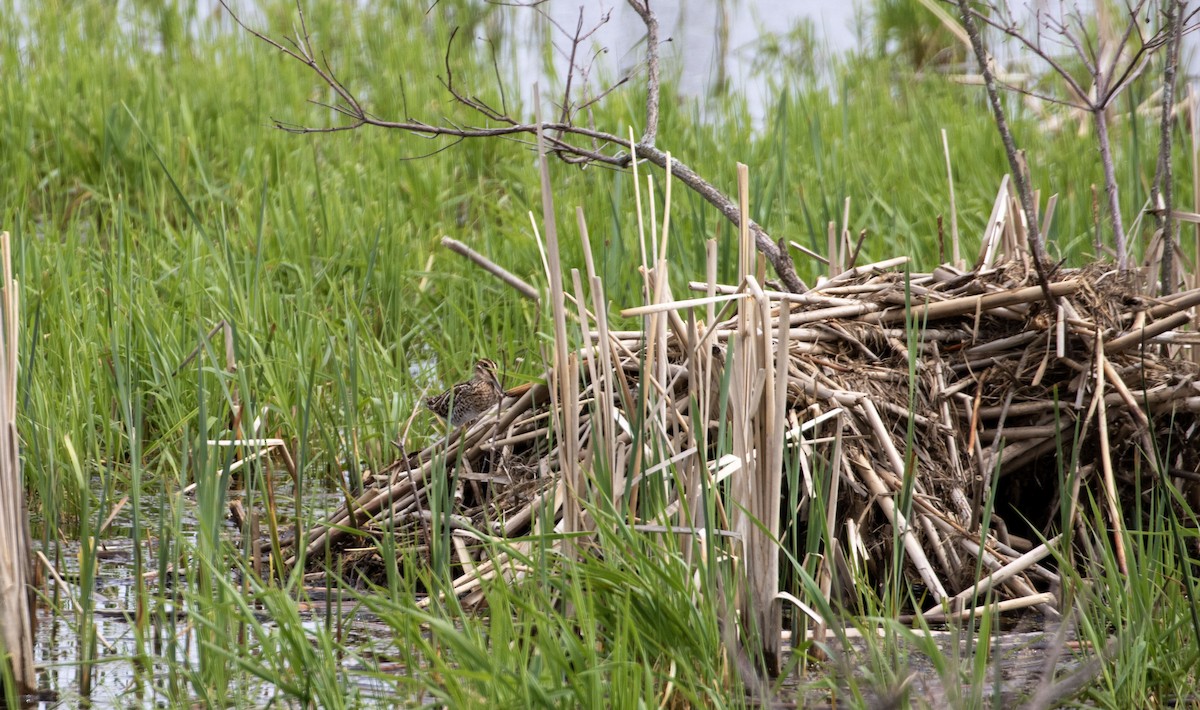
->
[691,281,859,306]
[978,175,1011,269]
[730,193,755,629]
[533,94,582,563]
[1041,193,1059,240]
[953,535,1060,619]
[728,162,784,673]
[1192,85,1200,364]
[813,256,911,291]
[814,411,845,649]
[827,221,840,278]
[852,451,949,601]
[0,231,35,694]
[1092,334,1128,574]
[942,129,962,268]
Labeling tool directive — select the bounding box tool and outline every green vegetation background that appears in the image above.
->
[0,0,1189,520]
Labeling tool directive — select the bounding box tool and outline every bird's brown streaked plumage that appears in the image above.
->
[423,358,502,427]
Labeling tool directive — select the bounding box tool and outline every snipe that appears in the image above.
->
[423,358,502,427]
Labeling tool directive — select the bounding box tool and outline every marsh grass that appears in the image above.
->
[2,0,1199,706]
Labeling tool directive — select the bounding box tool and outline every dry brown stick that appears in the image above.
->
[1148,286,1200,317]
[954,536,1060,618]
[1104,311,1191,354]
[440,236,540,301]
[863,280,1080,325]
[1093,335,1128,575]
[920,592,1057,623]
[926,535,1062,620]
[851,451,949,602]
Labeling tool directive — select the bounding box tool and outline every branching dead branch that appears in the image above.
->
[219,0,805,291]
[1151,0,1188,295]
[952,0,1057,309]
[953,0,1198,274]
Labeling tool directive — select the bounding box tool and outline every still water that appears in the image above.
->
[508,0,858,119]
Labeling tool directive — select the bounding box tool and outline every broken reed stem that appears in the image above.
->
[921,592,1058,623]
[535,88,581,557]
[0,231,35,693]
[577,206,619,496]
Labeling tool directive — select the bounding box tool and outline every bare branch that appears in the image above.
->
[441,28,512,123]
[220,0,807,291]
[958,0,1183,274]
[990,76,1090,111]
[953,0,1056,306]
[1152,0,1187,295]
[558,8,586,127]
[626,0,661,145]
[970,8,1092,101]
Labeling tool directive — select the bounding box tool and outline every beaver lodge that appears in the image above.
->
[263,178,1200,673]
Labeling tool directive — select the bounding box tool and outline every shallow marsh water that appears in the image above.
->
[28,473,380,708]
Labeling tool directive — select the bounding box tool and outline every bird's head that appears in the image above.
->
[475,358,500,387]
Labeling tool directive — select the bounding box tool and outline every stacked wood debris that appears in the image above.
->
[273,254,1200,620]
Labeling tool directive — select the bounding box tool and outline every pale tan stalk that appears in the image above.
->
[1093,334,1127,574]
